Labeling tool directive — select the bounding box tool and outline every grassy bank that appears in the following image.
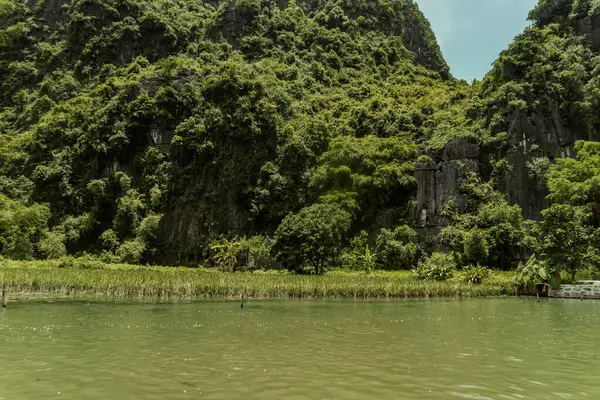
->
[0,259,519,300]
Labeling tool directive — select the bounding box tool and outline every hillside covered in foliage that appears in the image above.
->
[1,0,600,279]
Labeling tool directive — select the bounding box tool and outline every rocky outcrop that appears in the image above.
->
[208,0,258,42]
[415,138,480,233]
[208,0,449,78]
[400,2,449,78]
[416,102,594,233]
[416,110,586,234]
[38,0,71,30]
[576,13,600,50]
[500,103,596,220]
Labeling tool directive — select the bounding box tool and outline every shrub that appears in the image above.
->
[114,189,146,235]
[526,156,551,189]
[375,225,418,270]
[116,239,146,264]
[443,227,491,267]
[239,236,274,271]
[99,229,119,251]
[416,155,433,164]
[353,245,379,273]
[538,204,592,280]
[38,230,67,259]
[338,251,357,270]
[57,255,105,269]
[461,264,490,284]
[135,212,163,242]
[462,228,490,265]
[339,231,379,272]
[413,252,456,281]
[99,251,121,264]
[0,195,50,260]
[440,225,464,248]
[209,238,240,272]
[209,236,275,272]
[440,192,535,269]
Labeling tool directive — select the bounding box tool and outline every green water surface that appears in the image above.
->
[0,298,599,399]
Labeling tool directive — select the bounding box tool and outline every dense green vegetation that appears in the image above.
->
[2,0,600,292]
[474,0,600,285]
[0,0,468,265]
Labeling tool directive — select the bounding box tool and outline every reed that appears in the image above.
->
[0,259,518,300]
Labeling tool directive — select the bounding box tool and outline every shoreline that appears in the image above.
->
[0,260,520,301]
[1,294,530,306]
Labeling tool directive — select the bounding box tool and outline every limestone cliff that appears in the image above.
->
[0,0,454,264]
[416,1,600,235]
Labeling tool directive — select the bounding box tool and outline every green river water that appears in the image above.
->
[0,298,599,399]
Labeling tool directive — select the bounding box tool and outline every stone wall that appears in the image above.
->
[549,281,600,299]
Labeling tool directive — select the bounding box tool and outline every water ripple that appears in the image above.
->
[0,299,599,399]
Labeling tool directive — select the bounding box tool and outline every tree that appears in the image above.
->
[272,203,351,274]
[0,194,50,259]
[547,141,600,224]
[538,204,593,280]
[541,141,600,276]
[528,0,572,26]
[311,135,417,224]
[441,175,536,269]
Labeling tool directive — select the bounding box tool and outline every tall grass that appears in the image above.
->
[0,259,518,300]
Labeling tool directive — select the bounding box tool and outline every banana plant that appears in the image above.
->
[353,245,379,274]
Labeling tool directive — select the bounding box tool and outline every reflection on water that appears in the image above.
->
[0,298,599,399]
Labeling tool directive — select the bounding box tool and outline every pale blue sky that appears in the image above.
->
[415,0,539,80]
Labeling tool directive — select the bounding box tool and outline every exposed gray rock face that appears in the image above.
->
[399,2,449,78]
[576,13,600,50]
[500,104,596,220]
[150,127,174,148]
[38,0,71,30]
[416,116,584,236]
[208,0,257,42]
[415,105,592,236]
[415,138,480,233]
[208,0,449,78]
[499,111,555,221]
